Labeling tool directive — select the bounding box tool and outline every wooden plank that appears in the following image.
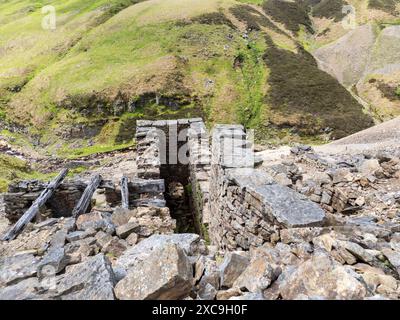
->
[72,174,102,218]
[121,176,129,209]
[1,169,69,241]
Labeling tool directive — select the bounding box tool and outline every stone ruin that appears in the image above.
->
[1,118,400,300]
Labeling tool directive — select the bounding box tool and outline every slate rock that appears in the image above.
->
[233,256,274,293]
[220,252,249,288]
[0,254,39,287]
[278,251,367,300]
[116,222,140,239]
[114,243,193,300]
[55,254,115,300]
[116,234,206,273]
[256,184,326,228]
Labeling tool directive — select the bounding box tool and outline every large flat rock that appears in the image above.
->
[55,254,116,300]
[116,234,205,272]
[256,184,326,228]
[114,243,193,300]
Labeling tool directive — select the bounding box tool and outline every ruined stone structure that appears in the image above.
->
[1,118,400,301]
[134,118,210,234]
[1,118,327,249]
[132,119,326,250]
[1,180,87,223]
[208,125,326,250]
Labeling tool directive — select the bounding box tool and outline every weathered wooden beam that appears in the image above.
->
[1,169,69,241]
[72,174,102,218]
[121,176,129,209]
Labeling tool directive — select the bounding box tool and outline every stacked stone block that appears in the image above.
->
[187,121,211,226]
[209,125,326,251]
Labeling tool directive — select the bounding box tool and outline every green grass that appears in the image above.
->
[396,86,400,97]
[236,39,268,128]
[60,141,135,159]
[0,154,53,192]
[0,0,384,156]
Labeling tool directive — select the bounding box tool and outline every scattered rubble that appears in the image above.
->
[0,119,400,300]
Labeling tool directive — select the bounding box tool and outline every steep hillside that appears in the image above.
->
[0,0,388,156]
[309,0,400,121]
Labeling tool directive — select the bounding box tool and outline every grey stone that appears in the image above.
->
[114,243,193,300]
[101,237,128,258]
[229,292,264,300]
[55,254,115,300]
[256,184,326,228]
[278,251,367,300]
[111,208,137,227]
[233,256,274,293]
[0,254,39,287]
[0,278,44,300]
[381,248,400,274]
[37,247,68,278]
[220,252,249,288]
[76,212,115,234]
[116,234,205,272]
[280,227,327,244]
[116,222,140,239]
[66,230,91,242]
[33,218,58,229]
[50,229,67,248]
[197,283,217,300]
[216,287,242,300]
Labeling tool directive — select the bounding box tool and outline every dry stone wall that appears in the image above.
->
[135,118,209,234]
[134,120,327,251]
[209,125,327,251]
[1,180,87,223]
[1,119,327,253]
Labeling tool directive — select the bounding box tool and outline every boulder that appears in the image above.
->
[233,256,274,293]
[64,239,96,264]
[66,230,94,242]
[95,231,113,249]
[280,227,326,244]
[0,254,39,287]
[219,252,249,288]
[101,237,128,258]
[37,247,68,278]
[116,222,140,239]
[126,233,138,246]
[197,283,217,300]
[278,251,367,300]
[257,184,326,228]
[76,212,115,234]
[196,256,220,292]
[0,278,44,300]
[381,248,400,275]
[116,234,206,273]
[359,159,382,177]
[216,287,243,300]
[111,208,137,227]
[114,243,193,300]
[55,254,115,300]
[229,292,264,300]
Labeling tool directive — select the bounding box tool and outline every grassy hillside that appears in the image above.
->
[308,0,400,121]
[0,0,389,155]
[0,154,50,192]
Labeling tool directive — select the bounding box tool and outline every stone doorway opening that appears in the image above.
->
[160,147,199,234]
